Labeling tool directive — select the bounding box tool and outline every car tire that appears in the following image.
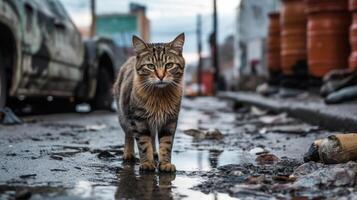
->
[0,53,7,110]
[92,68,113,111]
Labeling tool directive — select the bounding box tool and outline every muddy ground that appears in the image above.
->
[0,97,355,200]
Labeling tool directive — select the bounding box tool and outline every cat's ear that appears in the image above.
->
[170,33,185,54]
[132,35,148,54]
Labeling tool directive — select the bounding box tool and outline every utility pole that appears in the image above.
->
[197,14,203,96]
[90,0,96,37]
[210,0,220,93]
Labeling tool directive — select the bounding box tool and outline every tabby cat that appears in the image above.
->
[113,33,185,172]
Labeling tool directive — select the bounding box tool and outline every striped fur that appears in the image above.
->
[113,33,185,171]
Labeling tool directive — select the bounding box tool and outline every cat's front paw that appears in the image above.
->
[123,153,136,162]
[159,162,176,172]
[140,161,156,171]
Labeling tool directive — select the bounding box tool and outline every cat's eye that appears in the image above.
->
[147,64,155,70]
[165,63,174,69]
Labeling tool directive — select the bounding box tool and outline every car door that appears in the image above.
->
[17,0,51,96]
[44,0,84,96]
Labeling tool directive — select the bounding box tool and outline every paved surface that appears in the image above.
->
[0,97,339,199]
[219,91,357,132]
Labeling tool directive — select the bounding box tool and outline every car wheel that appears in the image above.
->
[0,53,7,110]
[93,68,113,110]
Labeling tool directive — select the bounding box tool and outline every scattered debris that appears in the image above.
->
[86,124,106,131]
[194,157,302,196]
[229,184,274,199]
[250,106,267,116]
[292,162,357,188]
[50,155,63,161]
[249,147,269,155]
[256,153,279,165]
[0,107,22,125]
[304,133,357,164]
[259,113,293,125]
[183,129,224,140]
[303,140,321,162]
[260,124,319,134]
[50,169,68,172]
[97,150,115,159]
[325,85,357,104]
[19,174,37,179]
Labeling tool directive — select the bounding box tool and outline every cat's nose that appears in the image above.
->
[156,69,165,80]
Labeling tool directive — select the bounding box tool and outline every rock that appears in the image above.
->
[205,129,224,140]
[290,162,323,179]
[97,150,115,159]
[246,175,265,184]
[256,154,279,165]
[229,184,274,199]
[183,129,206,139]
[293,162,357,188]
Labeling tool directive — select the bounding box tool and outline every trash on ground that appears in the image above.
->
[325,85,357,104]
[250,106,267,116]
[260,124,319,134]
[249,147,269,155]
[258,113,294,125]
[304,133,357,164]
[86,124,106,131]
[97,150,115,159]
[255,153,279,165]
[0,107,22,125]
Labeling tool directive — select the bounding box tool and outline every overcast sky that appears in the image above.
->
[60,0,241,64]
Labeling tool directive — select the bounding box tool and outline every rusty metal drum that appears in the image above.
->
[281,0,307,75]
[306,0,351,77]
[267,12,281,72]
[349,0,357,71]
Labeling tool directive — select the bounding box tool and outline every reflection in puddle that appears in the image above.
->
[173,149,254,171]
[70,165,236,200]
[173,177,236,200]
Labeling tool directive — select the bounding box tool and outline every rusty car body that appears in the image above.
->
[0,0,122,111]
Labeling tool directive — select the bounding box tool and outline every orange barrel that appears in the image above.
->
[267,12,281,72]
[349,0,357,71]
[281,0,307,75]
[306,0,351,78]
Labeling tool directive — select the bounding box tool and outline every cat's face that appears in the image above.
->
[133,33,185,89]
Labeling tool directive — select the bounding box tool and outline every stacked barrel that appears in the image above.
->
[267,0,356,88]
[306,0,350,78]
[267,12,281,74]
[280,0,307,75]
[350,0,357,71]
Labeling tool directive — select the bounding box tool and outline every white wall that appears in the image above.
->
[234,0,281,76]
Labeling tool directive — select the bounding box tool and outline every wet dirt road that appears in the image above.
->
[0,97,355,199]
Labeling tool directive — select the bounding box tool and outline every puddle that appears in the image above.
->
[66,172,236,200]
[173,150,254,171]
